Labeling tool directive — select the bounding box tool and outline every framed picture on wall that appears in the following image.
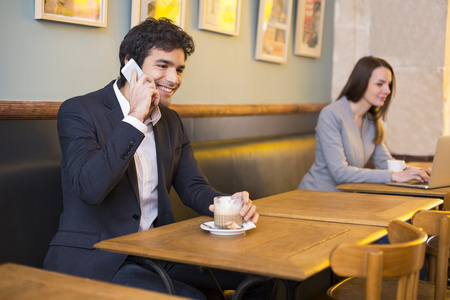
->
[35,0,107,27]
[198,0,241,36]
[255,0,293,64]
[131,0,186,28]
[294,0,325,57]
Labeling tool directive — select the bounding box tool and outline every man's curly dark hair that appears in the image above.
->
[117,18,195,88]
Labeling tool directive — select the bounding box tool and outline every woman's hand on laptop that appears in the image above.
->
[391,167,430,183]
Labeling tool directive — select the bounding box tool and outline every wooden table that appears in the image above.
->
[95,215,385,283]
[336,161,450,209]
[336,183,450,209]
[0,263,187,300]
[254,190,443,226]
[406,161,433,170]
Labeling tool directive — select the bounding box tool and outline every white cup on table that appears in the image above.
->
[387,159,406,172]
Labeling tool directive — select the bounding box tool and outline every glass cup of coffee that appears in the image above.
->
[213,196,243,229]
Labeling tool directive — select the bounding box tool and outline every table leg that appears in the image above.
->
[141,260,275,299]
[142,258,175,295]
[205,268,227,300]
[277,279,294,300]
[232,275,274,300]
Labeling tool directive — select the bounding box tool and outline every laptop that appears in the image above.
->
[386,135,450,189]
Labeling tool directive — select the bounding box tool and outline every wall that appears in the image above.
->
[0,0,334,106]
[0,1,129,101]
[445,7,450,136]
[332,0,449,156]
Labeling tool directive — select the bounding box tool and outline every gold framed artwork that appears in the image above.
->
[198,0,241,36]
[255,0,293,64]
[294,0,325,57]
[35,0,107,27]
[131,0,186,28]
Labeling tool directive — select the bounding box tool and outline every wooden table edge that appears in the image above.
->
[336,183,450,198]
[257,198,443,227]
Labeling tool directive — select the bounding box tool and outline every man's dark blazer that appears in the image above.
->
[43,81,222,282]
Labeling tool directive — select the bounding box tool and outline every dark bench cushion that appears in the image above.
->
[0,120,62,267]
[0,160,62,268]
[170,134,316,221]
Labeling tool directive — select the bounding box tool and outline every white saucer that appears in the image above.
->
[200,221,255,236]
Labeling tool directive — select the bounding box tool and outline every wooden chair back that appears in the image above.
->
[412,210,450,300]
[329,220,427,300]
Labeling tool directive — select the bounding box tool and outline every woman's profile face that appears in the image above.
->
[361,66,392,107]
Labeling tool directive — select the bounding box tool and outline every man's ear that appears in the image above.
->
[124,55,132,65]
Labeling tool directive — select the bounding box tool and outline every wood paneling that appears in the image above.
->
[0,100,327,120]
[171,103,327,117]
[0,101,61,120]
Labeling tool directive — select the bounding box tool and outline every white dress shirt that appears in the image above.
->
[113,81,161,231]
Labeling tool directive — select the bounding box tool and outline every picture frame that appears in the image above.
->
[131,0,186,29]
[255,0,293,64]
[35,0,107,27]
[294,0,325,57]
[198,0,241,36]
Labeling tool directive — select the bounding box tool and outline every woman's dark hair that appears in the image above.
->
[117,18,195,88]
[337,56,396,144]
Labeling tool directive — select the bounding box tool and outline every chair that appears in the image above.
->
[326,220,427,300]
[411,210,450,300]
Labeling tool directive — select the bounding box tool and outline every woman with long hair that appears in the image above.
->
[299,56,429,192]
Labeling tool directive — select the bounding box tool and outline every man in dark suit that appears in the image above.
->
[44,18,264,299]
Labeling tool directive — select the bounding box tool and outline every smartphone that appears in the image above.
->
[121,58,144,83]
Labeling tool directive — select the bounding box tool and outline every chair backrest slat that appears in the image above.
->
[366,250,383,300]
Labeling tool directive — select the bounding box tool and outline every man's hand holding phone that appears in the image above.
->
[121,59,160,122]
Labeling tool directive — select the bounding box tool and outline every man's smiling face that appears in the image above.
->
[140,47,186,107]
